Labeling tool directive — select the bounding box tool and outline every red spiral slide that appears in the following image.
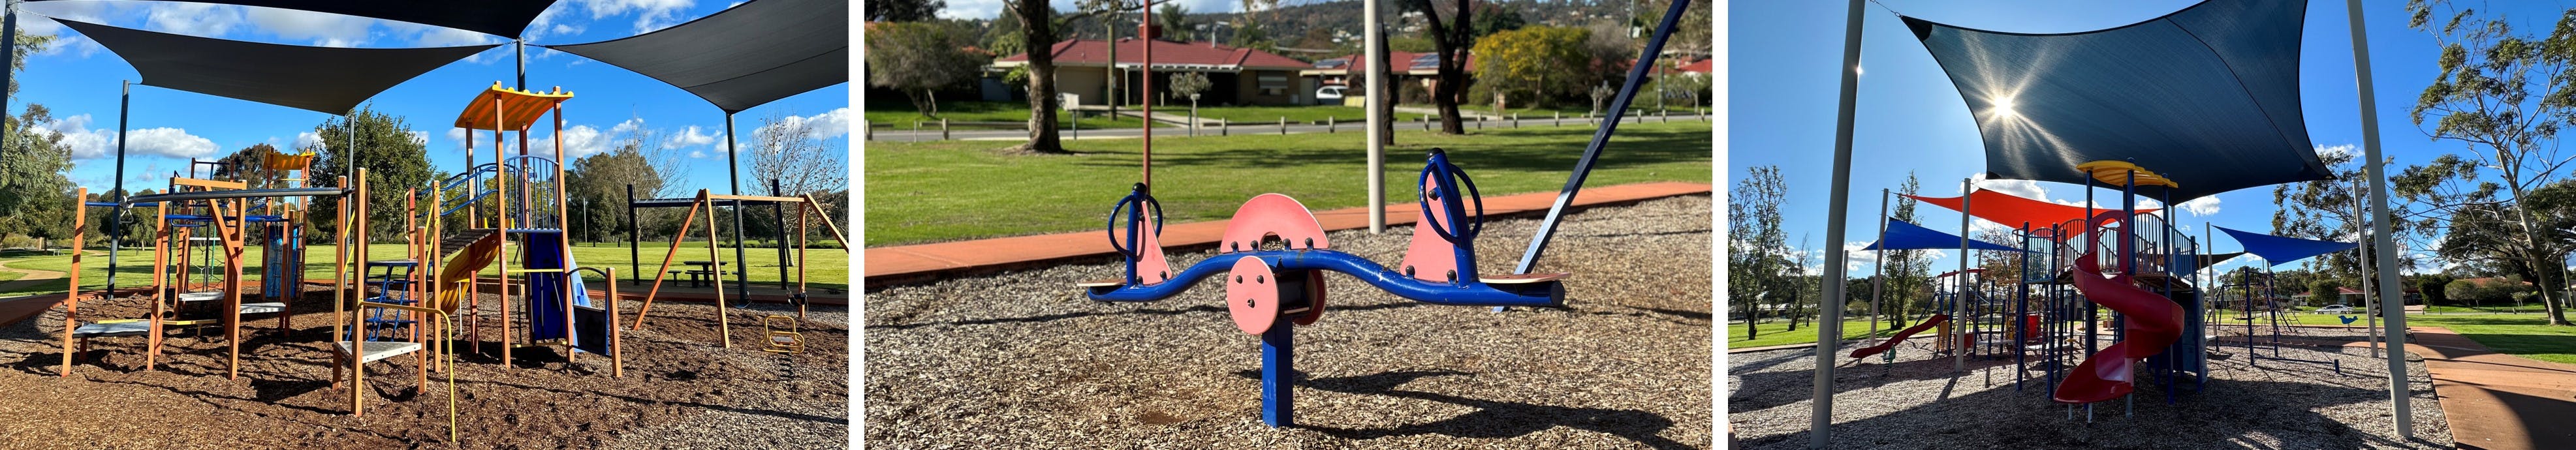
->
[2052,254,2184,404]
[1847,314,1949,359]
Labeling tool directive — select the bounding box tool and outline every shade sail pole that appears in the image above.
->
[3,2,14,172]
[1872,188,1887,338]
[515,40,526,90]
[1956,180,1970,373]
[725,112,749,304]
[2344,0,2412,438]
[107,80,129,295]
[1811,0,1864,447]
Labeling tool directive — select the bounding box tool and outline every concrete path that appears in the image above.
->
[862,181,1711,286]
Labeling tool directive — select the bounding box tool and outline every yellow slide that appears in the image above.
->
[431,232,502,314]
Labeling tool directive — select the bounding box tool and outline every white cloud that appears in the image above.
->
[534,124,611,158]
[244,7,372,47]
[2316,143,2356,160]
[144,3,245,37]
[751,108,852,143]
[2177,196,2222,216]
[407,130,431,145]
[578,0,698,33]
[1971,173,2047,200]
[665,125,717,149]
[688,150,708,158]
[45,113,219,159]
[294,131,323,151]
[445,128,473,149]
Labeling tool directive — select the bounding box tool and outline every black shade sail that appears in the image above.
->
[33,0,559,38]
[544,0,847,113]
[59,18,497,115]
[1903,0,2332,201]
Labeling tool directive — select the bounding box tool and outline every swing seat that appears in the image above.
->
[178,291,224,302]
[71,320,153,338]
[240,302,287,314]
[333,341,422,364]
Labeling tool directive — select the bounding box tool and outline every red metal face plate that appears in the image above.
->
[1137,202,1172,284]
[1225,257,1281,335]
[1398,177,1459,282]
[1219,194,1330,253]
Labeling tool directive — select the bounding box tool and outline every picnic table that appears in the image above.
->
[673,261,729,288]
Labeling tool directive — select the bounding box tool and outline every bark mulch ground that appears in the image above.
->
[866,195,1714,449]
[0,284,847,449]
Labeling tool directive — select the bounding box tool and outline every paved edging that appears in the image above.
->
[862,181,1712,288]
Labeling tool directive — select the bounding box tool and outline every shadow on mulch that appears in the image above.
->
[1237,368,1696,449]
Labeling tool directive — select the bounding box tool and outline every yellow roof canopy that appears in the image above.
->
[454,82,573,131]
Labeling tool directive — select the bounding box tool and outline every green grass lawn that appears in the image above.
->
[1727,318,1895,349]
[2261,312,2576,363]
[865,100,1146,130]
[863,121,1712,246]
[0,241,849,297]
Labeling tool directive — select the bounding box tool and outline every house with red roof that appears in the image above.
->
[992,25,1317,107]
[1300,51,1476,106]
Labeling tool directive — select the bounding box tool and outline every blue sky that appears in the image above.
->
[15,0,849,195]
[1728,0,2555,279]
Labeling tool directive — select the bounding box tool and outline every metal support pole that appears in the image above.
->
[1956,178,1970,372]
[1365,0,1387,234]
[1261,322,1294,427]
[1513,0,1691,275]
[108,81,129,295]
[2346,0,2413,437]
[1872,188,1887,338]
[1810,1,1863,447]
[725,113,749,304]
[627,184,641,285]
[2,1,14,170]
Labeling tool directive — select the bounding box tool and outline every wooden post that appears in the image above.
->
[630,190,707,330]
[940,118,950,140]
[1555,112,1562,127]
[1326,116,1335,133]
[57,188,87,378]
[1279,117,1287,135]
[607,267,623,377]
[493,95,512,366]
[704,197,730,348]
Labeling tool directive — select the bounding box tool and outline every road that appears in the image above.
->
[862,113,1711,143]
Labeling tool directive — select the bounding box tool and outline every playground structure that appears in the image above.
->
[1071,0,1693,430]
[59,149,339,380]
[415,82,623,370]
[625,187,847,352]
[18,1,846,445]
[1800,0,2420,446]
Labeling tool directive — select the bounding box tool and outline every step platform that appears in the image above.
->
[333,341,422,364]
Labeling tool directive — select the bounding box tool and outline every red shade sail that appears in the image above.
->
[1906,189,2158,233]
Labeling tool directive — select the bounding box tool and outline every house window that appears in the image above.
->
[1258,74,1288,96]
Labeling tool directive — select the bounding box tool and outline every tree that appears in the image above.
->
[1,32,67,241]
[750,110,851,222]
[867,0,945,22]
[1000,0,1142,154]
[1469,2,1524,37]
[1169,71,1211,129]
[1728,166,1787,339]
[2398,1,2576,325]
[1471,26,1588,108]
[866,22,992,117]
[1398,0,1476,134]
[1155,3,1192,44]
[308,106,435,241]
[1884,173,1932,327]
[565,142,661,244]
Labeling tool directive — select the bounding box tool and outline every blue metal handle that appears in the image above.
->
[1415,150,1484,245]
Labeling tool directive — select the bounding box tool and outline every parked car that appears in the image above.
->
[2314,305,2355,314]
[1315,85,1347,104]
